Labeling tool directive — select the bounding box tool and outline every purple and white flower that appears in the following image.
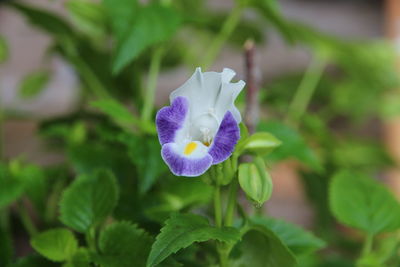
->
[156,68,245,177]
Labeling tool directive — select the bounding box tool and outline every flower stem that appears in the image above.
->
[201,3,243,69]
[286,56,326,127]
[224,178,238,227]
[361,234,374,257]
[214,186,222,228]
[141,46,164,122]
[17,201,38,237]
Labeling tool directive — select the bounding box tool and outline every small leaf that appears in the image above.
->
[238,157,272,206]
[231,224,296,267]
[65,248,91,267]
[236,132,281,156]
[147,213,241,267]
[30,228,78,262]
[66,0,107,38]
[19,71,50,99]
[258,121,322,171]
[112,4,181,74]
[90,99,154,133]
[329,170,400,235]
[118,134,166,194]
[11,3,75,36]
[0,35,8,63]
[95,222,153,267]
[60,169,119,233]
[0,163,25,208]
[250,216,325,256]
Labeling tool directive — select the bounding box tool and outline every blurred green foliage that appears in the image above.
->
[1,0,400,266]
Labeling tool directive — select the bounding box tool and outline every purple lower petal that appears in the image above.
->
[208,111,240,164]
[156,97,188,145]
[161,143,213,177]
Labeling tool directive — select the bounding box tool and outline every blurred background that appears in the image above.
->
[0,0,389,224]
[1,0,400,265]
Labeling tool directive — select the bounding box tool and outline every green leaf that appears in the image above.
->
[0,163,25,208]
[258,121,322,171]
[0,35,8,63]
[147,213,241,267]
[238,157,273,206]
[60,169,119,233]
[0,225,13,266]
[329,170,400,235]
[118,134,166,194]
[30,228,78,262]
[65,248,91,267]
[90,99,155,134]
[95,222,153,267]
[249,216,325,256]
[10,2,75,37]
[9,254,58,267]
[247,0,294,43]
[19,71,51,99]
[102,0,138,39]
[66,0,107,38]
[231,225,296,267]
[145,177,213,222]
[236,132,281,156]
[112,4,181,74]
[10,162,48,217]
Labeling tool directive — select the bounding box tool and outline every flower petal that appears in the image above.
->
[170,68,244,124]
[208,111,240,164]
[161,142,213,177]
[156,96,189,145]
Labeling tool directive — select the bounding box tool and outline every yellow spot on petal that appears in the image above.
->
[184,142,197,155]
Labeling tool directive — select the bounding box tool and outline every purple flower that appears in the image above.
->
[156,68,245,177]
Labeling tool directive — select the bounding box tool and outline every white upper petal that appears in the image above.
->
[170,67,245,126]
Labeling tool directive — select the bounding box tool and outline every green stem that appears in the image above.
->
[286,56,326,127]
[17,201,38,237]
[201,3,243,69]
[45,177,66,223]
[0,107,4,160]
[141,47,164,122]
[85,227,97,253]
[361,234,374,257]
[224,178,238,227]
[214,186,222,228]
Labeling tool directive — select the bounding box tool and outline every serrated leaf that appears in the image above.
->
[231,224,296,267]
[95,222,153,267]
[112,4,181,74]
[19,70,50,99]
[60,169,119,233]
[329,170,400,235]
[30,228,78,262]
[0,35,8,63]
[250,216,325,256]
[236,132,281,156]
[147,213,241,267]
[238,158,272,206]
